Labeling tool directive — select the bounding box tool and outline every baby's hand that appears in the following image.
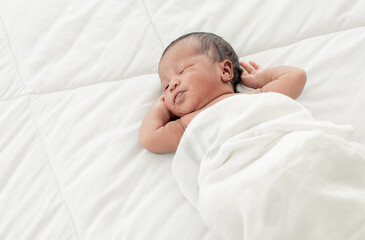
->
[155,95,166,107]
[155,95,176,120]
[240,61,266,89]
[155,95,169,112]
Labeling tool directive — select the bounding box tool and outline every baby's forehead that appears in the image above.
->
[159,41,198,66]
[168,39,200,56]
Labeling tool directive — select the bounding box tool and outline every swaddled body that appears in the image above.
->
[173,92,365,240]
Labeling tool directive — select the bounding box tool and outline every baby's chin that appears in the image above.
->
[170,108,193,119]
[171,111,184,119]
[169,100,202,118]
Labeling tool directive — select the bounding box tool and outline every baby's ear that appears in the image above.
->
[221,60,233,83]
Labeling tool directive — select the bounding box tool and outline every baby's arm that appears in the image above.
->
[241,61,306,99]
[139,96,184,154]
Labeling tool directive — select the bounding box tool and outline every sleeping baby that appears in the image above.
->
[139,32,306,153]
[140,32,365,240]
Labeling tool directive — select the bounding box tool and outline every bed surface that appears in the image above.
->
[1,0,364,239]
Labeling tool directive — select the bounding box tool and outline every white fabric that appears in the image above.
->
[1,0,365,239]
[173,93,365,240]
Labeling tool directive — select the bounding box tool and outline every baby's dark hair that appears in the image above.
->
[161,32,242,93]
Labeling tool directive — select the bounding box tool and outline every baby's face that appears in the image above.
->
[158,40,226,117]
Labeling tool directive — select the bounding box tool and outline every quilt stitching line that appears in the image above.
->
[0,21,363,101]
[0,15,81,240]
[0,94,32,102]
[0,73,158,102]
[0,16,34,98]
[141,0,165,48]
[26,99,81,240]
[243,24,365,56]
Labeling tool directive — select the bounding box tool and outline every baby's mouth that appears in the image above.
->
[174,91,185,103]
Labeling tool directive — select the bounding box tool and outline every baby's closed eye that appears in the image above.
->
[179,65,193,74]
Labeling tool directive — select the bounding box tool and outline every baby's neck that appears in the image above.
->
[180,92,236,128]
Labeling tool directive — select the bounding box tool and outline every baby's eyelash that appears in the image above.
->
[179,65,192,74]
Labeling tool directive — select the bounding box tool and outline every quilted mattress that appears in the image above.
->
[1,0,364,239]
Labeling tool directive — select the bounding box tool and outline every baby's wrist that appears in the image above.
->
[154,104,172,121]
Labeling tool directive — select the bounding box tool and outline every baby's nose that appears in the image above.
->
[169,80,180,92]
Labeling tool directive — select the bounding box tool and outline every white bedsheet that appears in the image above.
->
[173,93,365,240]
[1,0,365,239]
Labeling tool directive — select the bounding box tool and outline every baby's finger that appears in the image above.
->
[241,69,249,77]
[159,95,165,102]
[240,61,255,73]
[249,61,261,70]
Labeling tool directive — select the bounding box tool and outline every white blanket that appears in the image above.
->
[2,0,365,239]
[173,93,365,240]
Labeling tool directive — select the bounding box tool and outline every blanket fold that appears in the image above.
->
[172,93,365,240]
